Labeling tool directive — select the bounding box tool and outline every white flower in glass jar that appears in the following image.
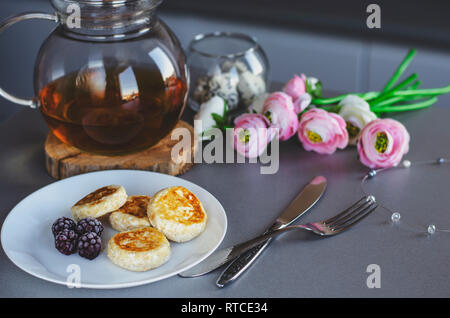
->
[338,95,377,145]
[237,71,267,106]
[206,73,239,110]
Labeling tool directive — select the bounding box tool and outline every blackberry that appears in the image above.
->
[52,217,77,238]
[78,232,102,260]
[76,217,104,236]
[55,229,79,255]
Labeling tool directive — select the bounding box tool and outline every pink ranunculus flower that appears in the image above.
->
[298,108,349,155]
[357,118,410,168]
[264,92,295,112]
[292,92,312,114]
[262,92,298,141]
[283,74,307,101]
[233,113,276,158]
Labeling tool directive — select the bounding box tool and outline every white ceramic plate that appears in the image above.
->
[1,170,227,289]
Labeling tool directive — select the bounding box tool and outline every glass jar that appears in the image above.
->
[0,0,188,155]
[188,32,269,113]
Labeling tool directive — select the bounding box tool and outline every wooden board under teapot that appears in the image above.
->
[45,120,197,179]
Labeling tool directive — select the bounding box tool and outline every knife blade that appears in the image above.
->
[178,176,326,279]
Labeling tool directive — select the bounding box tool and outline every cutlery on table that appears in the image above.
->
[217,195,377,267]
[179,175,327,279]
[214,195,378,287]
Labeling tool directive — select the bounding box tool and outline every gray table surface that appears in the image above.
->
[1,104,450,298]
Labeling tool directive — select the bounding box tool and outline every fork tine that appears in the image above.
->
[328,199,374,228]
[332,203,378,233]
[324,196,371,225]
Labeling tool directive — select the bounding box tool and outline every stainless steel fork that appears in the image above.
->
[237,195,377,243]
[180,195,378,281]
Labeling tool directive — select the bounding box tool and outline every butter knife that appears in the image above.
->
[215,175,326,287]
[178,176,326,280]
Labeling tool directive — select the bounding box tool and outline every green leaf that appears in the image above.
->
[211,113,225,126]
[306,78,323,99]
[210,101,232,132]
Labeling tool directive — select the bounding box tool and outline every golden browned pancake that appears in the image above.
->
[71,185,127,221]
[109,195,151,231]
[107,227,170,271]
[147,186,207,242]
[117,195,150,217]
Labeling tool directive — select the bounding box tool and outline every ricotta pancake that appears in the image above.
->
[71,185,127,221]
[147,186,207,242]
[109,195,151,232]
[107,227,170,271]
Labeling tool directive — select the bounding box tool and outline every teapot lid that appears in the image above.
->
[51,0,163,41]
[51,0,163,7]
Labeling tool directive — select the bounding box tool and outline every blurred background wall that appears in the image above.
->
[0,0,449,122]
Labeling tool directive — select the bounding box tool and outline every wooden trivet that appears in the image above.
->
[45,120,197,179]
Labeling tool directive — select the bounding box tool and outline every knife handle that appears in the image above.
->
[216,222,281,288]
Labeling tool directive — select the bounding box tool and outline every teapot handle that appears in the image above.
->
[0,12,57,108]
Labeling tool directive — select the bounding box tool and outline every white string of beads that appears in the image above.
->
[361,158,448,235]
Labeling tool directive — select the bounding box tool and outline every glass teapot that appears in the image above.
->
[0,0,188,155]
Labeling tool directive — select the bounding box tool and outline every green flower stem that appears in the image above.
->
[318,105,340,112]
[381,49,417,93]
[311,94,353,105]
[371,96,404,108]
[408,80,422,90]
[371,83,450,110]
[370,80,422,108]
[393,73,419,91]
[360,91,381,101]
[392,85,450,97]
[371,94,429,108]
[370,73,418,105]
[385,73,418,94]
[312,91,379,105]
[371,96,438,113]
